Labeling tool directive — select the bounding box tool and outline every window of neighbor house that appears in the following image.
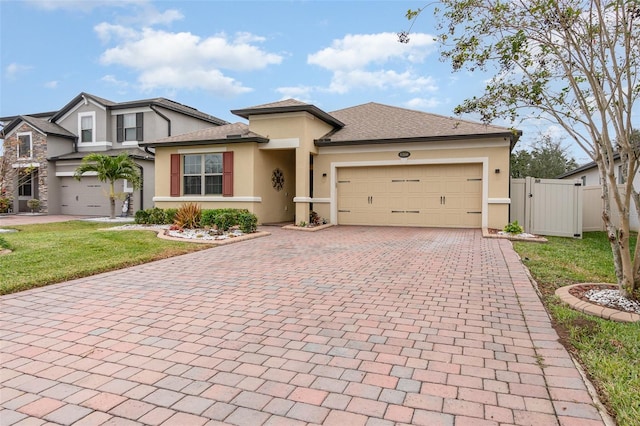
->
[80,114,94,143]
[18,172,33,197]
[17,133,32,158]
[183,154,223,195]
[117,113,143,142]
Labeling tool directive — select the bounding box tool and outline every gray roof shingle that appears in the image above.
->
[319,102,518,145]
[140,122,268,147]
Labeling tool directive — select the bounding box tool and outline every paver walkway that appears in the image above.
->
[1,227,606,425]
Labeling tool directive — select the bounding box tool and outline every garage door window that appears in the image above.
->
[170,152,233,197]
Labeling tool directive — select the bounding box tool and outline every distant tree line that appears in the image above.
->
[510,135,578,179]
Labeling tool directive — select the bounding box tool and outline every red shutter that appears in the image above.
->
[170,154,180,197]
[222,151,233,197]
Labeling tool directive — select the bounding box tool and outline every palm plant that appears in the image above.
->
[74,153,141,219]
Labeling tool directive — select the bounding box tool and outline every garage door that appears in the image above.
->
[60,177,110,216]
[337,163,482,227]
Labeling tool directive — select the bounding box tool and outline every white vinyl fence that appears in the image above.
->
[582,186,640,232]
[511,177,583,238]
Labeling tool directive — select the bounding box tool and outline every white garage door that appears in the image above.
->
[60,177,110,216]
[337,163,483,228]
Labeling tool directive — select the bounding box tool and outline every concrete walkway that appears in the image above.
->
[0,227,606,425]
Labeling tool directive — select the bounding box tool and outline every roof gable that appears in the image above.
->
[1,115,76,139]
[50,92,227,126]
[231,98,344,128]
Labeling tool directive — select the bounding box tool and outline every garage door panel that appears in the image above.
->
[337,164,482,228]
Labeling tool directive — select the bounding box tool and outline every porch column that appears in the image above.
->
[295,148,310,224]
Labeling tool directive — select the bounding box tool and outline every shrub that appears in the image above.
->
[174,203,202,229]
[0,196,11,213]
[147,207,166,224]
[27,199,40,212]
[504,220,524,234]
[134,209,151,224]
[238,211,258,233]
[164,208,178,224]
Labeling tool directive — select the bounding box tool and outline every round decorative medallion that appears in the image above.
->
[272,168,285,191]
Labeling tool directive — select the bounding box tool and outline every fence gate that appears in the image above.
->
[510,177,583,238]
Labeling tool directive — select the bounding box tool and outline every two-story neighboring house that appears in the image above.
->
[0,93,227,215]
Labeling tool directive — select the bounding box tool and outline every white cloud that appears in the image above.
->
[101,74,129,89]
[96,26,283,96]
[276,86,314,102]
[308,32,438,95]
[405,97,441,110]
[5,63,33,79]
[44,80,58,89]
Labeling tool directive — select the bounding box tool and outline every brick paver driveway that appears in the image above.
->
[1,227,606,425]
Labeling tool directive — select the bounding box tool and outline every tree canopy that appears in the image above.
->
[511,135,578,179]
[402,0,639,298]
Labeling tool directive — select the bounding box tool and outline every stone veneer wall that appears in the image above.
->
[2,123,49,213]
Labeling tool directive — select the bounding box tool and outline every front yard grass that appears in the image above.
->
[0,221,209,295]
[513,232,640,426]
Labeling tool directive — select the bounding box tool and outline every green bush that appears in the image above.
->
[238,211,258,233]
[135,207,257,232]
[504,220,524,234]
[164,208,178,224]
[134,209,150,224]
[0,196,11,213]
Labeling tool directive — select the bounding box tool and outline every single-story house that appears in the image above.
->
[0,93,227,215]
[141,99,520,229]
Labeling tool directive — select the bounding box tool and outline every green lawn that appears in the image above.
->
[0,221,209,295]
[513,232,640,426]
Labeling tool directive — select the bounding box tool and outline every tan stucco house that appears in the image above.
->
[141,99,520,229]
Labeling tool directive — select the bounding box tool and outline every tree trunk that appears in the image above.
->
[109,181,116,219]
[599,155,636,300]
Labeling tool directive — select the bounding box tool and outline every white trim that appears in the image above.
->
[12,162,40,169]
[77,141,113,150]
[319,139,509,155]
[78,111,96,144]
[293,197,330,204]
[329,157,490,228]
[16,131,33,159]
[488,198,511,204]
[178,147,228,154]
[122,141,140,147]
[259,138,300,149]
[153,196,262,203]
[56,171,97,177]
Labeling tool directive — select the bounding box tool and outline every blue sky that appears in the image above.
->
[0,0,590,163]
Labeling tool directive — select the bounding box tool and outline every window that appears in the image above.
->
[18,171,33,197]
[170,152,233,197]
[79,113,95,143]
[17,132,32,158]
[117,113,143,142]
[183,154,223,195]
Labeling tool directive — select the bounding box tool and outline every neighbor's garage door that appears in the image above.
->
[60,177,110,216]
[337,163,482,227]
